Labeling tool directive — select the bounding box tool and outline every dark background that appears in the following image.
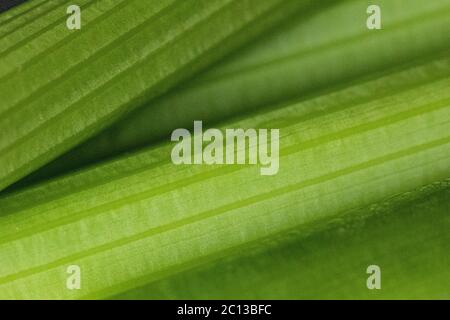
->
[0,0,28,13]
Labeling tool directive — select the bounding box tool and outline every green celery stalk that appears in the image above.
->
[0,55,449,299]
[0,0,307,191]
[113,180,450,299]
[0,0,59,35]
[16,0,450,188]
